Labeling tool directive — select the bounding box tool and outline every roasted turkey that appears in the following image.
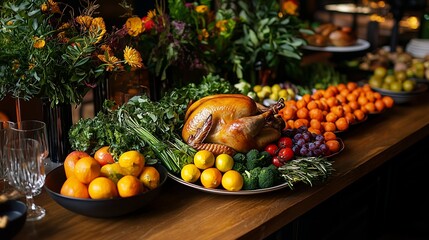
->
[182,94,285,155]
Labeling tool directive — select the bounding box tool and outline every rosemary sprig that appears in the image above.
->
[278,157,334,189]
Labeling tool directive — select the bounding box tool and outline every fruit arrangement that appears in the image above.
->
[60,148,161,199]
[278,82,394,134]
[368,66,417,92]
[252,83,297,104]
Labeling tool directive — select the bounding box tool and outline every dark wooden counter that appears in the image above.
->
[14,93,429,240]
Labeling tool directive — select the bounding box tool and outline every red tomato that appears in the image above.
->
[264,144,279,156]
[272,156,284,167]
[278,137,293,149]
[278,147,294,162]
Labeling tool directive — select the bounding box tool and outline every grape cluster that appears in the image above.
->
[289,126,329,157]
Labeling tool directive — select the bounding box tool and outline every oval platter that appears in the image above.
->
[167,173,290,195]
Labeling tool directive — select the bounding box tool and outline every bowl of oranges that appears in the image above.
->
[44,149,167,218]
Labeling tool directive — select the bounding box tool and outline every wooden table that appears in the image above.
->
[14,93,429,240]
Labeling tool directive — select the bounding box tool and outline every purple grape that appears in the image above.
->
[313,148,322,156]
[315,135,324,141]
[300,146,308,156]
[314,140,322,147]
[320,144,328,154]
[296,138,306,147]
[307,151,314,157]
[293,133,303,141]
[302,132,311,142]
[297,126,308,133]
[292,145,300,154]
[308,142,316,151]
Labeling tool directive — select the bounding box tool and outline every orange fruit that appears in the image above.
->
[60,176,90,199]
[309,108,324,121]
[325,112,338,123]
[286,120,295,130]
[326,97,338,108]
[200,168,222,189]
[337,83,346,91]
[94,146,115,166]
[354,109,366,121]
[64,151,90,179]
[302,94,312,103]
[346,93,358,102]
[296,99,307,109]
[323,122,336,132]
[373,92,382,100]
[118,150,145,177]
[296,108,309,119]
[323,131,337,141]
[347,82,358,91]
[139,166,160,190]
[323,89,335,99]
[294,119,309,129]
[331,106,344,118]
[345,112,356,124]
[357,95,368,106]
[374,99,385,112]
[340,89,350,97]
[308,127,321,135]
[221,170,243,191]
[88,177,118,199]
[364,102,376,113]
[365,92,375,103]
[335,117,349,132]
[348,101,359,111]
[74,156,101,184]
[382,96,394,108]
[342,104,352,114]
[310,119,322,130]
[117,175,143,197]
[326,140,340,153]
[307,101,318,110]
[280,106,296,120]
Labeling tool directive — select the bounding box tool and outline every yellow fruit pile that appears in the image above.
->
[61,149,160,199]
[180,150,243,191]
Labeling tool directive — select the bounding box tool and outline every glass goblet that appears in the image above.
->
[5,137,46,221]
[9,120,49,161]
[0,121,13,194]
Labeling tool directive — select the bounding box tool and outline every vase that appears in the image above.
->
[93,69,152,112]
[41,99,73,163]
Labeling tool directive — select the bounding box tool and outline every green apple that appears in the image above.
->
[374,66,387,78]
[384,75,396,84]
[402,80,415,92]
[369,76,383,88]
[395,71,407,82]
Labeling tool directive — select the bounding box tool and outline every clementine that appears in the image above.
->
[117,175,143,197]
[74,156,101,184]
[118,150,145,177]
[88,177,118,199]
[60,176,90,199]
[64,150,90,179]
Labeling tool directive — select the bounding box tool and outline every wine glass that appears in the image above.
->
[9,120,49,165]
[4,136,46,221]
[0,121,12,193]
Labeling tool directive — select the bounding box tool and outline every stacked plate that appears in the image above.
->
[405,39,429,58]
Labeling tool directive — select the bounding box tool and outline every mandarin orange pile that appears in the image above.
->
[60,149,160,199]
[278,82,394,134]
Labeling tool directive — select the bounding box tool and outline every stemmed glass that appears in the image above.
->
[9,120,49,166]
[4,134,46,221]
[0,121,12,194]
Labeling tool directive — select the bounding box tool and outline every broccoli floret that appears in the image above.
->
[266,164,282,184]
[233,152,246,163]
[242,170,259,190]
[258,166,278,189]
[232,162,246,173]
[246,149,271,170]
[259,151,272,167]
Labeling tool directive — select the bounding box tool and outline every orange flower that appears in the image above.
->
[98,53,122,72]
[123,46,143,68]
[90,17,106,43]
[126,17,144,37]
[33,36,46,49]
[195,5,208,14]
[76,15,93,29]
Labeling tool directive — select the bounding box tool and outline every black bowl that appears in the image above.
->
[0,200,27,240]
[44,164,167,218]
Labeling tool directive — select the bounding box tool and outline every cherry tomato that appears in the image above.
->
[278,137,293,149]
[272,156,284,167]
[278,147,294,162]
[264,144,279,156]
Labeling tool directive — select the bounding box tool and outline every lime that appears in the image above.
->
[215,154,234,172]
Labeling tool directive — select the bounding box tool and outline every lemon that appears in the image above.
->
[181,164,201,183]
[269,92,279,101]
[262,85,272,94]
[193,150,215,170]
[215,154,234,172]
[271,84,281,93]
[257,91,267,100]
[278,89,288,98]
[200,168,222,188]
[118,150,145,177]
[221,170,243,191]
[253,85,262,93]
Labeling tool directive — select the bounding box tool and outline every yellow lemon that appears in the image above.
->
[278,89,288,98]
[118,150,145,177]
[181,164,201,183]
[253,85,262,93]
[221,170,243,191]
[271,84,281,93]
[215,154,234,173]
[139,166,160,190]
[200,168,222,189]
[193,150,215,170]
